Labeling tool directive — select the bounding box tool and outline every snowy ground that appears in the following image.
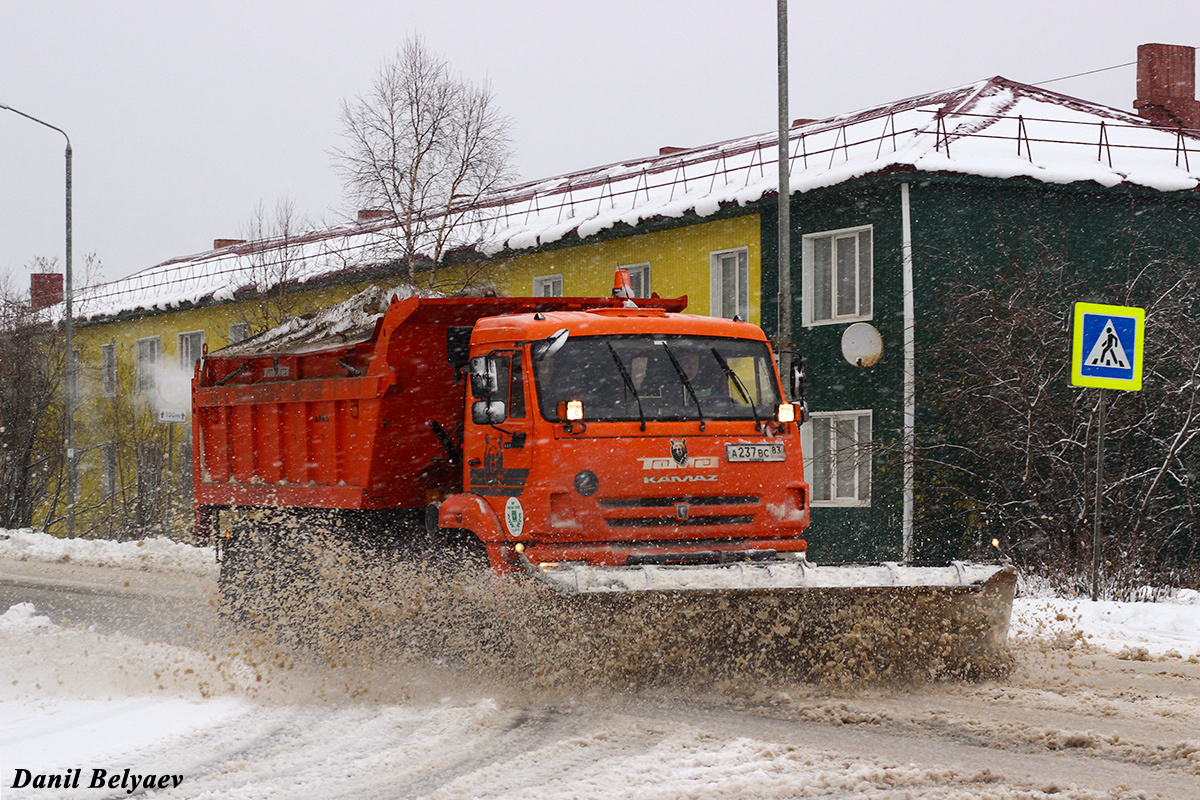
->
[2,528,1198,799]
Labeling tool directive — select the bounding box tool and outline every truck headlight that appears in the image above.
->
[776,403,795,423]
[566,399,584,420]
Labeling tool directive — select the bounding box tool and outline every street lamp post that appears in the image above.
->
[1,103,75,536]
[775,0,793,390]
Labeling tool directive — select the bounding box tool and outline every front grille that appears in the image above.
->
[599,495,758,508]
[606,515,754,528]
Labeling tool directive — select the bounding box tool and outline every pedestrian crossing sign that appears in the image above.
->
[1071,302,1144,391]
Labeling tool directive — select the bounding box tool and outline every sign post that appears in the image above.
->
[157,408,188,535]
[1071,302,1144,600]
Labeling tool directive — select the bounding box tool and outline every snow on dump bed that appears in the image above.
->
[214,283,441,356]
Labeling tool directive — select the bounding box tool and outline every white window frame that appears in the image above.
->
[802,409,873,506]
[228,322,249,344]
[135,336,160,393]
[620,262,651,298]
[100,343,117,398]
[178,330,205,372]
[533,274,563,297]
[709,247,749,321]
[802,225,873,327]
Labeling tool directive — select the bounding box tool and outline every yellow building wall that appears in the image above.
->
[490,213,763,324]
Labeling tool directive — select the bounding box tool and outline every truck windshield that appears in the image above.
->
[533,335,782,423]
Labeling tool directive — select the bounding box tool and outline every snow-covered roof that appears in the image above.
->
[74,76,1200,323]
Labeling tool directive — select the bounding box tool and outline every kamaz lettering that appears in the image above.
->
[644,474,719,484]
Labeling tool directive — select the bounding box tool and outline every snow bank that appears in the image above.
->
[1011,592,1200,659]
[1,602,255,799]
[0,529,216,576]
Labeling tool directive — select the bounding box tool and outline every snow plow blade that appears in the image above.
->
[531,558,1014,597]
[515,559,1018,682]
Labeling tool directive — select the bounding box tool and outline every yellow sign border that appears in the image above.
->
[1071,302,1145,391]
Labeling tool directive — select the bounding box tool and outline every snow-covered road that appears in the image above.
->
[3,529,1199,799]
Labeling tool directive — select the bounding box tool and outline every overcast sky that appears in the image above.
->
[1,0,1196,290]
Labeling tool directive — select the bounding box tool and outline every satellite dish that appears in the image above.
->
[841,322,883,367]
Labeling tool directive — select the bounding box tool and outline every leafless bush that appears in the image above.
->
[0,264,65,529]
[915,241,1200,596]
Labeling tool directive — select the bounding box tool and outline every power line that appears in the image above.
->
[1034,47,1195,88]
[1034,59,1140,86]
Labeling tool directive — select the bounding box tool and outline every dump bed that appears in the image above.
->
[192,288,685,512]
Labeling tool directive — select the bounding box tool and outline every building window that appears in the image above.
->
[100,343,117,398]
[803,226,873,325]
[807,410,872,505]
[534,274,563,297]
[101,442,117,498]
[135,336,160,393]
[621,263,651,298]
[178,330,205,372]
[228,322,249,344]
[710,247,749,320]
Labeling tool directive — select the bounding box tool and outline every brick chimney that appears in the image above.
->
[213,238,246,249]
[1134,43,1200,130]
[29,272,63,311]
[357,209,395,222]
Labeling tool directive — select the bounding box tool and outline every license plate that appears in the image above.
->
[725,443,785,462]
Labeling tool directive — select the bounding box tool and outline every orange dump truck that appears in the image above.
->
[193,274,1013,645]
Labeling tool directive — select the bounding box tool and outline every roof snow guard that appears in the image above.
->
[73,77,1199,323]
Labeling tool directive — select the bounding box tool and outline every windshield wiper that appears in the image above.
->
[606,343,648,431]
[661,343,706,431]
[711,348,764,432]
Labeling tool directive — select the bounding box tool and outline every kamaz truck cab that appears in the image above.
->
[438,303,810,575]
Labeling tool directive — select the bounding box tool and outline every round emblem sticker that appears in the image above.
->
[504,497,525,538]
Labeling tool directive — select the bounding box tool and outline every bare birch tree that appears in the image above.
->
[234,198,317,337]
[333,35,514,288]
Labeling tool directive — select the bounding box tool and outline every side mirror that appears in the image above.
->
[471,400,507,426]
[469,356,498,398]
[532,328,569,362]
[790,357,809,402]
